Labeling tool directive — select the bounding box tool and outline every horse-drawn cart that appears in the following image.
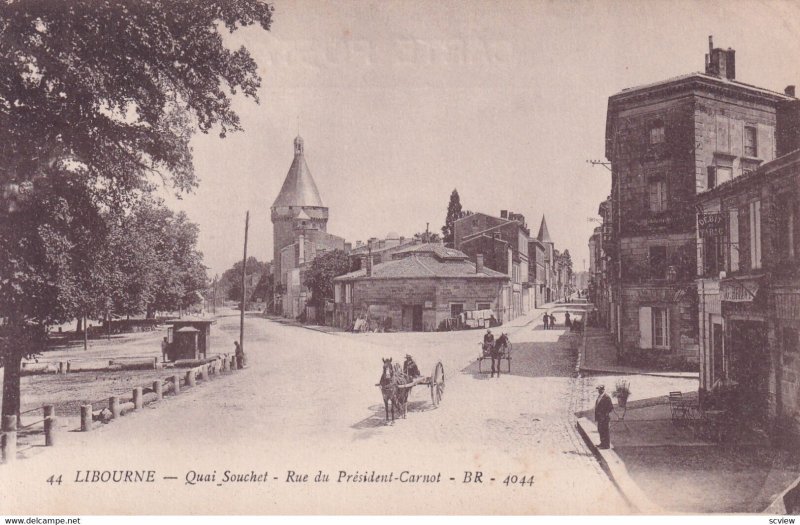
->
[477,336,512,374]
[378,359,445,422]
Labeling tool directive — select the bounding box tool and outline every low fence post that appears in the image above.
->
[152,357,158,370]
[133,387,143,410]
[171,374,181,394]
[185,369,196,388]
[221,356,228,372]
[153,380,163,401]
[43,405,56,446]
[230,355,238,371]
[1,415,17,463]
[109,396,120,419]
[200,365,209,382]
[81,405,92,432]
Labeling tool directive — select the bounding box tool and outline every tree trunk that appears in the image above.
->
[1,350,23,420]
[83,314,88,350]
[76,316,83,334]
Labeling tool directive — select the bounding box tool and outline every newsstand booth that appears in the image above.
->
[163,319,215,362]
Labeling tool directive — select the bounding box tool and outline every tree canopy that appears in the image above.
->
[302,250,351,307]
[0,0,273,417]
[441,189,462,247]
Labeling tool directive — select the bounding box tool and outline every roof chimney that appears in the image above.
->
[705,36,735,80]
[365,253,373,277]
[500,210,508,219]
[476,253,484,273]
[786,85,796,97]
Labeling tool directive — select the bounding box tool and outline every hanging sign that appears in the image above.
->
[698,212,725,238]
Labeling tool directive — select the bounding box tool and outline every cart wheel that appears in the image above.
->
[430,361,445,406]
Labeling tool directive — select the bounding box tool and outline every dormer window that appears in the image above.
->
[649,120,665,144]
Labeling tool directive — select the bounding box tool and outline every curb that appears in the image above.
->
[576,417,663,514]
[579,326,698,379]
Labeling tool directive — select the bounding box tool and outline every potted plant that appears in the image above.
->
[613,379,632,408]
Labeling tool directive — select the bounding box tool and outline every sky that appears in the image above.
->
[162,0,800,278]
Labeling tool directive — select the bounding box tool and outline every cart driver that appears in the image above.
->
[483,329,495,356]
[403,354,421,378]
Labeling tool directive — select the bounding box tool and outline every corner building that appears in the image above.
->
[605,38,790,364]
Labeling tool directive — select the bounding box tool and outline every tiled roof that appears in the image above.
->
[611,72,793,101]
[698,148,800,198]
[334,254,508,281]
[393,243,469,260]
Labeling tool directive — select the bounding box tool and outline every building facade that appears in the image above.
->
[696,149,800,441]
[332,244,508,332]
[603,38,793,364]
[454,210,530,321]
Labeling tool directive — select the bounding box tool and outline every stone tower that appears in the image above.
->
[271,135,328,282]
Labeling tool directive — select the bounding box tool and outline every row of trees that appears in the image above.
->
[0,0,274,418]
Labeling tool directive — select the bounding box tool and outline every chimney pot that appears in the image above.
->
[365,254,373,277]
[500,210,508,219]
[476,254,484,273]
[786,85,796,97]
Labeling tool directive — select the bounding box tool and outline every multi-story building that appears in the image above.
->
[696,147,800,441]
[528,237,546,307]
[270,135,346,317]
[589,198,614,330]
[454,210,530,321]
[604,37,793,364]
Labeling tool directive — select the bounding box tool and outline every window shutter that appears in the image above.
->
[729,209,739,272]
[639,307,653,349]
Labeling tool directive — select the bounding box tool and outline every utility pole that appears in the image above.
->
[240,211,249,357]
[212,275,218,315]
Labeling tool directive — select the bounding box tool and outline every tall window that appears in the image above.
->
[744,126,758,157]
[649,180,667,212]
[652,307,670,349]
[728,208,740,272]
[649,120,665,144]
[703,236,724,276]
[776,194,797,261]
[649,246,667,279]
[749,200,762,269]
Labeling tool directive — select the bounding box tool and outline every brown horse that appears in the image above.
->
[378,358,409,423]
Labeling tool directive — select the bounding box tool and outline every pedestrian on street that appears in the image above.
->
[234,340,244,368]
[161,336,169,362]
[594,384,613,449]
[565,312,572,328]
[549,313,557,328]
[543,313,550,330]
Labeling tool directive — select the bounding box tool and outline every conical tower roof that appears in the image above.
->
[537,215,552,243]
[271,135,324,208]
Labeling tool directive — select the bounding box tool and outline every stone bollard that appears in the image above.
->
[230,355,238,371]
[80,405,92,432]
[133,387,143,410]
[109,396,121,419]
[171,374,181,394]
[43,405,56,446]
[153,380,163,401]
[1,415,17,463]
[221,356,228,372]
[185,369,196,387]
[152,357,158,370]
[200,365,209,382]
[58,362,66,375]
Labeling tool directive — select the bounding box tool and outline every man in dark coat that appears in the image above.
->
[403,354,421,378]
[543,313,549,330]
[483,329,495,357]
[594,384,614,449]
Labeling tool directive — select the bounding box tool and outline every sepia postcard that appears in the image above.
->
[1,0,800,520]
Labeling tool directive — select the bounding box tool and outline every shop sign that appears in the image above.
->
[720,280,758,302]
[698,212,725,238]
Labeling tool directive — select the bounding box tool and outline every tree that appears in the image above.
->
[441,189,463,247]
[302,250,351,308]
[413,231,442,243]
[221,256,269,302]
[0,0,273,418]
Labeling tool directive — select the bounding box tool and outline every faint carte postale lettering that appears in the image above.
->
[394,38,514,66]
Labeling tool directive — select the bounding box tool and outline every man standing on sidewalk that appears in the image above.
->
[594,384,613,449]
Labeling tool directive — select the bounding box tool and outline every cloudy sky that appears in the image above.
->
[163,0,800,277]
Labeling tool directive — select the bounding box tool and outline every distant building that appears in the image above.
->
[348,233,416,268]
[528,237,546,307]
[696,149,800,442]
[271,135,346,317]
[536,216,557,303]
[454,210,530,321]
[332,243,508,331]
[602,37,795,365]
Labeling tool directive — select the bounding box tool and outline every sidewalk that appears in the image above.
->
[580,325,698,379]
[575,397,800,513]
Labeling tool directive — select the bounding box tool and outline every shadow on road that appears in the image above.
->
[351,401,436,432]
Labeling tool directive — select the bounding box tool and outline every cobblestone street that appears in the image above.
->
[2,313,695,514]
